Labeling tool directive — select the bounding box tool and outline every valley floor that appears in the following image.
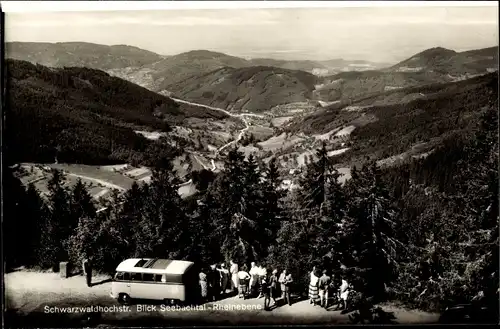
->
[5,270,440,327]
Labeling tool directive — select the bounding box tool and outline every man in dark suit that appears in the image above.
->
[82,257,92,287]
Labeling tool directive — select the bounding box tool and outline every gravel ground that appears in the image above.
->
[5,270,441,327]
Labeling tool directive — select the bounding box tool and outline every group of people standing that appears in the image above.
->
[308,265,350,310]
[199,260,294,310]
[199,261,351,311]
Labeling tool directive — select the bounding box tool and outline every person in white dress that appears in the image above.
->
[230,260,239,293]
[308,266,320,305]
[339,278,350,310]
[249,262,260,297]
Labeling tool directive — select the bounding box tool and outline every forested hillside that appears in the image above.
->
[5,60,227,166]
[149,50,253,90]
[6,42,164,70]
[289,73,498,166]
[314,70,454,101]
[167,66,318,112]
[389,46,498,75]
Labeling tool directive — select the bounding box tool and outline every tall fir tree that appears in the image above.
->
[261,157,285,242]
[69,179,96,233]
[67,179,98,264]
[119,181,146,256]
[138,159,188,259]
[187,190,222,264]
[341,162,399,302]
[3,169,46,268]
[44,169,72,268]
[24,183,48,266]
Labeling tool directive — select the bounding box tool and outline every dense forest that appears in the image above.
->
[291,72,497,135]
[167,65,318,112]
[5,60,228,166]
[5,101,498,322]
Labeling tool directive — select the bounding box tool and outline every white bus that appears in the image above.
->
[110,258,199,304]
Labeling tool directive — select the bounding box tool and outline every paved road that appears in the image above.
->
[172,97,265,174]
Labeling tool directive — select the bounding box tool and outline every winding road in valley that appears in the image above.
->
[172,97,265,171]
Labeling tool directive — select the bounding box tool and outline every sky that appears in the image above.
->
[4,4,499,63]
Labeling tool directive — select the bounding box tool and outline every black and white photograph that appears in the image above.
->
[2,1,499,327]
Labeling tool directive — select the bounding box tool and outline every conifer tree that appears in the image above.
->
[341,162,399,302]
[25,183,48,266]
[119,181,145,256]
[70,179,96,233]
[3,169,42,268]
[44,169,72,267]
[138,159,187,259]
[207,148,269,264]
[187,190,222,264]
[67,179,98,264]
[94,189,129,272]
[298,142,336,212]
[261,157,285,240]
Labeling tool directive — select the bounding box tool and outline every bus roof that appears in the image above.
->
[115,258,194,275]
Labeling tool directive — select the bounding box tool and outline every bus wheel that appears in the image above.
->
[119,293,131,305]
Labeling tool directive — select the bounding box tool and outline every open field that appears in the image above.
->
[247,125,274,141]
[258,133,305,152]
[14,161,199,201]
[271,116,294,127]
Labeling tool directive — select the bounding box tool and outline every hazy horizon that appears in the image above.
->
[5,6,498,63]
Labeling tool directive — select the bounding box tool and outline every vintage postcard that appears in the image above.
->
[2,1,499,327]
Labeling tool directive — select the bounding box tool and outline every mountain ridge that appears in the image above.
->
[389,45,498,73]
[166,65,319,112]
[6,41,165,70]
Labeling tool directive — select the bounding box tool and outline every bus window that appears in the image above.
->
[123,272,131,281]
[154,274,163,282]
[135,259,148,267]
[131,272,142,281]
[115,272,124,280]
[143,273,154,282]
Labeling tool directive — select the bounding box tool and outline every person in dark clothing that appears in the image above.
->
[238,264,251,299]
[262,274,272,311]
[318,269,332,309]
[82,257,92,287]
[209,265,221,301]
[219,263,230,295]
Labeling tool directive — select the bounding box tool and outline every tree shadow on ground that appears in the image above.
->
[347,306,398,324]
[90,278,112,287]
